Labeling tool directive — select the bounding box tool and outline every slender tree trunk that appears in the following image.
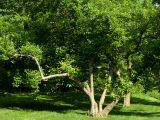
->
[123,92,131,107]
[99,89,107,112]
[98,75,111,112]
[88,60,98,116]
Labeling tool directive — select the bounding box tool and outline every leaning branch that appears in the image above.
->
[68,76,90,96]
[32,55,44,79]
[43,73,68,81]
[14,54,68,81]
[13,54,90,96]
[14,54,45,79]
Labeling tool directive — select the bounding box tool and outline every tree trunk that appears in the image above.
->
[99,89,107,112]
[123,92,131,107]
[88,97,98,116]
[123,61,132,107]
[88,60,98,116]
[98,98,119,117]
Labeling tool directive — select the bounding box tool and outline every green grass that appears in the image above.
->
[0,92,160,120]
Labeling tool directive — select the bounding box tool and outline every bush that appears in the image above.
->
[147,89,160,100]
[131,83,145,94]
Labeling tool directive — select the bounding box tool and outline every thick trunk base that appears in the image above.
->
[88,99,119,117]
[88,101,98,116]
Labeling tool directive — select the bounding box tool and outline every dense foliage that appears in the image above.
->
[0,0,160,117]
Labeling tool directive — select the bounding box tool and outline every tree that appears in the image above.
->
[105,0,157,107]
[0,0,158,118]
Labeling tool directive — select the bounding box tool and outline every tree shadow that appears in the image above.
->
[109,95,160,117]
[110,110,160,117]
[0,92,90,113]
[131,96,160,106]
[0,92,160,117]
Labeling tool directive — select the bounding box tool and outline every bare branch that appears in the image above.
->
[86,83,91,93]
[32,55,44,79]
[13,54,90,96]
[43,73,68,81]
[14,54,45,79]
[14,54,68,81]
[68,76,90,96]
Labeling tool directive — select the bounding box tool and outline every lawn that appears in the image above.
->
[0,92,160,120]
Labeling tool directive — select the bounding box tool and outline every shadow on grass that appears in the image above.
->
[0,92,90,113]
[131,96,160,106]
[0,92,160,117]
[109,95,160,117]
[110,110,160,117]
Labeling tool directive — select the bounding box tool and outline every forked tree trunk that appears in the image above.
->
[123,92,131,107]
[87,67,120,117]
[88,89,119,117]
[93,67,120,117]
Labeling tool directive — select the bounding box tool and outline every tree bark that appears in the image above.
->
[123,61,132,107]
[14,54,69,81]
[33,55,44,79]
[99,89,107,112]
[88,60,98,116]
[43,73,68,80]
[123,92,131,107]
[98,98,119,117]
[88,97,98,116]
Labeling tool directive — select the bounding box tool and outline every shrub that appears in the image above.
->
[131,83,145,94]
[147,89,160,100]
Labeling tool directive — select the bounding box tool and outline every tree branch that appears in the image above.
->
[43,73,68,81]
[32,55,44,79]
[68,76,90,96]
[98,97,119,117]
[86,83,91,93]
[14,54,45,79]
[14,54,68,81]
[13,54,90,96]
